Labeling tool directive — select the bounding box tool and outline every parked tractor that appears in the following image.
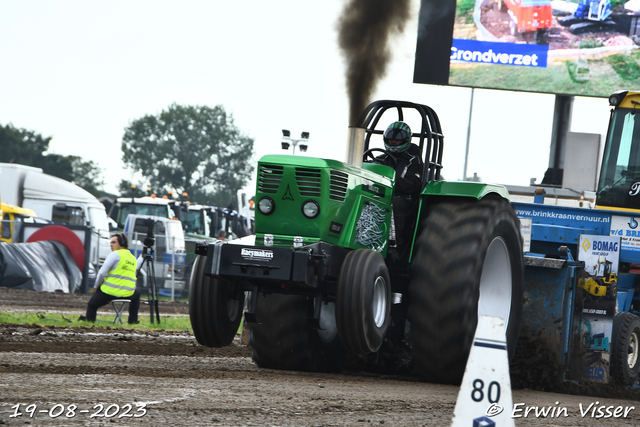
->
[189,100,525,384]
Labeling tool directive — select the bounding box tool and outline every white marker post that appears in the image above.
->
[451,316,514,427]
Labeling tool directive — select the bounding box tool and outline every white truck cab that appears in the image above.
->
[110,196,178,230]
[0,162,110,269]
[122,214,187,294]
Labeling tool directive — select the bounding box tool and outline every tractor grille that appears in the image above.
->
[258,164,284,194]
[295,168,322,197]
[329,170,348,201]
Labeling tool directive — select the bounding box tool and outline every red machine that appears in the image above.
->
[499,0,553,35]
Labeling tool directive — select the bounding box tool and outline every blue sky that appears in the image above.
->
[0,0,612,197]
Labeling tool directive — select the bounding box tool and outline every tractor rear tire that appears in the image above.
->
[408,196,524,385]
[611,311,640,385]
[189,255,244,347]
[336,249,391,355]
[250,293,344,372]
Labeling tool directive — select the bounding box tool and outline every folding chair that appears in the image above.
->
[111,299,131,325]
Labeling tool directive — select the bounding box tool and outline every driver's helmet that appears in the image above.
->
[383,121,412,153]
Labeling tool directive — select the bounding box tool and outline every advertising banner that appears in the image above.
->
[578,234,621,275]
[610,215,640,254]
[414,0,640,98]
[566,234,619,383]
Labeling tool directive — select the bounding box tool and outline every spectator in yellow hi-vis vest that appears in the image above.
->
[81,233,142,324]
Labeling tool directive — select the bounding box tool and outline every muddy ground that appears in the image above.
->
[1,286,640,426]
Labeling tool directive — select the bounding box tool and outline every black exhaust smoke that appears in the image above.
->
[338,0,410,126]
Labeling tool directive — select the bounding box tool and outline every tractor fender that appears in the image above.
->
[407,181,512,262]
[421,180,511,201]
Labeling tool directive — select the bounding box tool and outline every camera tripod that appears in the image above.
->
[139,245,160,324]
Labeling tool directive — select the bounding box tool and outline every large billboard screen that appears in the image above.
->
[414,0,640,98]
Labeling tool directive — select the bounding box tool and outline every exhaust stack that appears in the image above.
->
[346,127,365,167]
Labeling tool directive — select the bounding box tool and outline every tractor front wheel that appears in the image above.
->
[611,311,640,385]
[250,293,344,372]
[336,249,391,355]
[189,255,244,347]
[408,197,524,385]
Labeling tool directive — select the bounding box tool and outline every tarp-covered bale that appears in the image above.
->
[0,240,82,292]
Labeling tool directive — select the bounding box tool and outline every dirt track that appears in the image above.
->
[2,287,640,426]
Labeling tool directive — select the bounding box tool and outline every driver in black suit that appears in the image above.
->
[373,121,423,255]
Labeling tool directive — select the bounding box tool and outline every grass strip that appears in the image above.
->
[0,311,193,332]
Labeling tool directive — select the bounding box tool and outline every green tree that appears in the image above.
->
[0,123,106,198]
[0,124,51,165]
[121,104,254,206]
[116,180,156,198]
[69,156,105,196]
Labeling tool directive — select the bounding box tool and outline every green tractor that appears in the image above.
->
[189,100,525,384]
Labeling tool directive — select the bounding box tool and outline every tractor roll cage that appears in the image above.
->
[357,100,444,188]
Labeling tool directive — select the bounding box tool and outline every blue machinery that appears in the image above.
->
[514,195,640,385]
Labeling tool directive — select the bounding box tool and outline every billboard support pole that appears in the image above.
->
[463,88,475,181]
[542,94,574,187]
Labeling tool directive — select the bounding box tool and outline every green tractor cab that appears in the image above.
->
[190,100,524,384]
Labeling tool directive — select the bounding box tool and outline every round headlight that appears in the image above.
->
[258,197,275,215]
[302,200,320,218]
[609,94,620,107]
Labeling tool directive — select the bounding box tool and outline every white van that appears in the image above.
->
[123,214,187,294]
